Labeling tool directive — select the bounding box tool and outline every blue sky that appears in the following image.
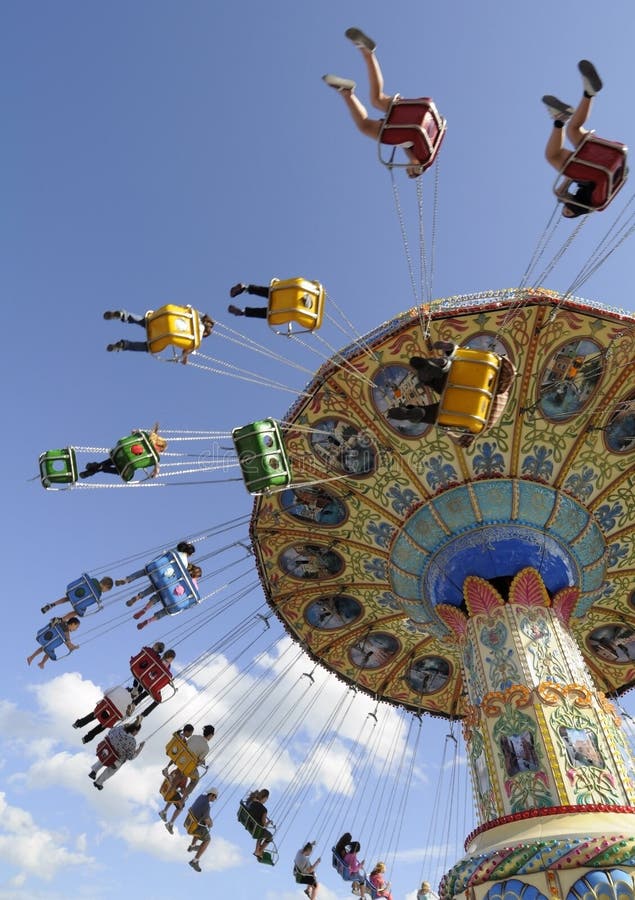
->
[2,1,635,898]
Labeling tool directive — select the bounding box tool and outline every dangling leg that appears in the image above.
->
[354,41,392,113]
[132,594,159,619]
[116,568,147,587]
[41,596,67,614]
[126,583,156,606]
[542,96,574,171]
[103,310,147,326]
[82,724,106,743]
[566,62,602,148]
[73,711,96,729]
[26,647,45,666]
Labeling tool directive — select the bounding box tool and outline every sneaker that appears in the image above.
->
[115,578,128,586]
[93,782,103,790]
[103,310,122,319]
[81,734,93,744]
[578,59,602,96]
[189,860,201,872]
[344,27,376,52]
[187,843,197,852]
[542,95,574,121]
[323,74,356,92]
[133,609,144,619]
[229,283,246,298]
[227,304,244,316]
[158,809,167,821]
[88,771,96,780]
[72,720,81,729]
[126,596,139,607]
[165,821,174,834]
[41,604,53,614]
[161,767,170,777]
[304,889,311,899]
[107,341,125,352]
[137,620,149,630]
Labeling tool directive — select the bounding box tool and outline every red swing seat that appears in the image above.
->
[378,96,446,172]
[95,737,119,767]
[130,647,173,702]
[555,132,628,211]
[93,696,123,729]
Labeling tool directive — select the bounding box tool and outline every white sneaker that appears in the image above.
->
[323,74,356,92]
[344,27,376,52]
[542,95,574,121]
[578,60,602,96]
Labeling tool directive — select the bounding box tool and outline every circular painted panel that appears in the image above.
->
[404,656,451,694]
[370,364,432,438]
[538,338,603,421]
[278,544,345,581]
[587,624,635,663]
[279,486,347,527]
[464,333,511,359]
[310,418,376,476]
[349,632,400,670]
[604,394,635,454]
[304,594,362,630]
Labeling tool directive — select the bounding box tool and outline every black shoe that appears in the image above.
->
[227,304,244,316]
[93,782,103,790]
[41,604,53,614]
[107,341,125,352]
[72,720,81,729]
[81,734,93,744]
[103,310,122,320]
[88,771,96,780]
[229,283,246,298]
[578,60,602,96]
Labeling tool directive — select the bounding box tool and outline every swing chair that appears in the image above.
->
[378,95,446,174]
[164,732,209,779]
[65,573,104,616]
[145,304,203,354]
[39,447,78,489]
[95,736,119,767]
[436,347,502,435]
[90,686,135,732]
[266,278,325,335]
[183,810,211,840]
[143,550,200,615]
[35,619,74,661]
[236,799,279,865]
[109,431,162,482]
[130,646,175,702]
[232,418,293,494]
[554,132,628,212]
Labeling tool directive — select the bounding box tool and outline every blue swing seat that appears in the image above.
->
[145,550,200,613]
[35,620,70,661]
[66,574,103,616]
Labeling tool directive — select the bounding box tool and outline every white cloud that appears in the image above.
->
[0,792,94,882]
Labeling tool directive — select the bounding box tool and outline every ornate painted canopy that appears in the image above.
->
[250,289,635,717]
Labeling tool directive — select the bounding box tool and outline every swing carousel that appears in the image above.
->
[243,286,635,900]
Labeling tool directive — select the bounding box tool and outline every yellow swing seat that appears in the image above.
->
[266,278,325,333]
[164,733,204,778]
[437,347,501,434]
[145,305,202,353]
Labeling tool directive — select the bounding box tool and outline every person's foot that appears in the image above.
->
[107,341,125,352]
[227,304,244,316]
[133,609,144,619]
[72,720,81,729]
[88,771,96,780]
[38,660,46,669]
[578,60,602,96]
[126,595,140,607]
[81,734,93,744]
[322,74,356,92]
[158,809,167,821]
[93,782,103,790]
[542,95,574,121]
[115,578,128,586]
[304,889,311,899]
[165,821,174,834]
[41,604,53,614]
[103,310,122,319]
[189,859,201,872]
[137,620,149,630]
[344,27,376,52]
[432,340,457,356]
[229,283,246,298]
[187,842,197,852]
